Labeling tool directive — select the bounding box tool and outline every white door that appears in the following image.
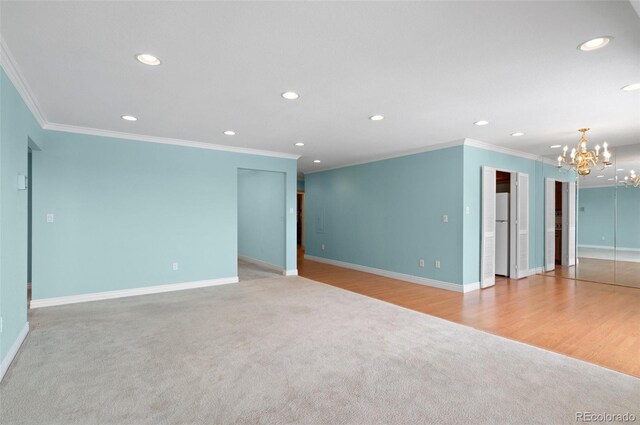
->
[562,181,576,266]
[515,172,529,278]
[545,179,556,272]
[481,167,496,288]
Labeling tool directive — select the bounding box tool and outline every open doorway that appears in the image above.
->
[237,169,286,281]
[297,192,304,249]
[481,167,529,288]
[544,178,576,272]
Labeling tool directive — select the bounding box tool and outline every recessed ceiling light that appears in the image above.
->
[369,115,384,121]
[121,115,137,121]
[474,120,489,126]
[294,142,305,147]
[223,130,235,136]
[136,53,161,66]
[578,36,612,51]
[596,175,604,178]
[313,159,321,163]
[550,144,562,148]
[608,178,615,181]
[617,168,624,172]
[621,83,640,91]
[281,91,299,100]
[511,132,525,137]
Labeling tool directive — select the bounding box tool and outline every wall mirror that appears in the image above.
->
[541,144,640,289]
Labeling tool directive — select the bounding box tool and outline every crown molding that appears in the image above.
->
[0,39,47,126]
[43,122,301,160]
[0,39,299,160]
[463,138,543,162]
[305,139,467,174]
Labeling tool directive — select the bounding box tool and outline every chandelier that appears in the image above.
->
[624,170,639,187]
[556,128,612,175]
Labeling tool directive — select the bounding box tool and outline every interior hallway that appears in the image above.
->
[298,254,640,377]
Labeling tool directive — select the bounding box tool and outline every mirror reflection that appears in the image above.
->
[542,143,640,288]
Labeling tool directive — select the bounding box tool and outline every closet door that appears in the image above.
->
[545,179,556,272]
[516,172,529,278]
[481,167,497,288]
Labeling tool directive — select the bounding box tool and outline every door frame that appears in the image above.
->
[481,167,521,287]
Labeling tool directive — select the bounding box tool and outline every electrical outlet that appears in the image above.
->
[0,316,3,333]
[435,260,441,269]
[419,259,425,268]
[46,213,54,223]
[442,215,448,223]
[466,206,470,214]
[172,262,179,271]
[321,244,325,251]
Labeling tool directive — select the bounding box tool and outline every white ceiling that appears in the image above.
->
[1,1,639,173]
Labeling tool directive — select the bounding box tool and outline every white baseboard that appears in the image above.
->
[578,244,640,252]
[305,255,477,293]
[521,267,544,278]
[30,277,238,309]
[0,322,29,383]
[285,269,298,276]
[238,255,285,274]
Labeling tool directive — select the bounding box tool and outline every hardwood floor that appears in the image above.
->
[298,254,640,377]
[544,257,640,289]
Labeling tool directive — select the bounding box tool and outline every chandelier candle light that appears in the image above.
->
[624,170,639,187]
[557,128,612,175]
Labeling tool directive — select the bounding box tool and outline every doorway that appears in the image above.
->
[27,148,33,307]
[544,178,576,272]
[237,169,286,281]
[297,192,304,249]
[481,167,529,288]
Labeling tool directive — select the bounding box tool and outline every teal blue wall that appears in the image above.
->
[462,145,573,284]
[0,67,44,363]
[297,180,305,192]
[578,186,640,249]
[238,169,286,268]
[305,146,465,285]
[31,132,297,300]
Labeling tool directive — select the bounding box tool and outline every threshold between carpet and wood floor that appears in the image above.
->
[0,276,638,425]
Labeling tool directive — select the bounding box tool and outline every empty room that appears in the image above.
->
[0,1,638,424]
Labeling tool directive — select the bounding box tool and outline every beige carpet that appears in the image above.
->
[1,276,638,425]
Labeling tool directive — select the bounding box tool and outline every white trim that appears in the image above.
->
[0,39,298,161]
[0,322,29,383]
[30,277,238,309]
[520,267,544,277]
[464,138,541,162]
[0,41,46,126]
[307,138,553,175]
[238,255,284,273]
[285,269,298,276]
[43,122,300,160]
[305,255,479,293]
[578,244,640,253]
[306,139,466,174]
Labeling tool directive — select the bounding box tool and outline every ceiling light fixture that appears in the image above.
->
[474,120,489,126]
[578,36,612,51]
[621,83,640,91]
[313,159,321,163]
[369,115,384,121]
[550,145,562,148]
[223,130,235,136]
[511,132,525,137]
[557,128,612,175]
[121,115,137,121]
[136,53,161,66]
[281,91,299,100]
[295,142,305,147]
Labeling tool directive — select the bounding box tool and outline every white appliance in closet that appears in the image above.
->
[495,193,509,276]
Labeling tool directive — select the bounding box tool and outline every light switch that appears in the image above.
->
[466,206,470,214]
[289,207,294,214]
[442,215,448,223]
[46,214,54,223]
[17,175,28,190]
